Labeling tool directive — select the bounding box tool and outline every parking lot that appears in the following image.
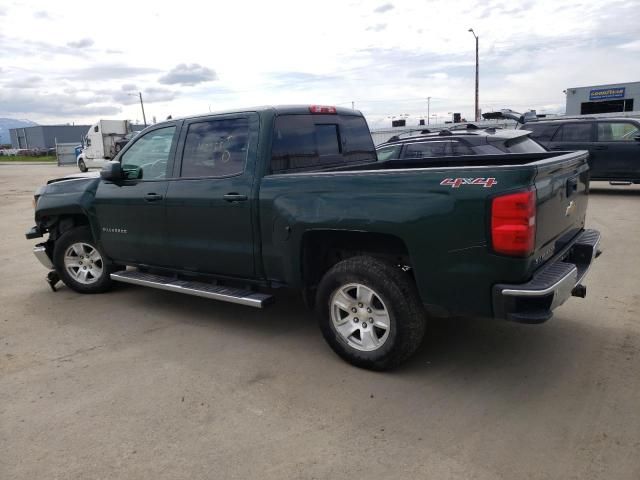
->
[1,164,639,479]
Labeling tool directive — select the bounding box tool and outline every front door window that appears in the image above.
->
[120,126,176,180]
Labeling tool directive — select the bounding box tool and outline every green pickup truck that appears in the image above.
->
[27,105,601,369]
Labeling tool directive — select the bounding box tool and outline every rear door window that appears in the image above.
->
[180,118,249,178]
[449,140,474,156]
[597,122,640,141]
[402,141,449,158]
[526,124,559,142]
[553,123,593,142]
[376,145,401,161]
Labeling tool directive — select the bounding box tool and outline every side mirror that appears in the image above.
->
[634,134,640,142]
[100,161,123,181]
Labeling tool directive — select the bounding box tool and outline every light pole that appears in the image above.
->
[427,96,431,125]
[468,28,479,122]
[128,92,147,127]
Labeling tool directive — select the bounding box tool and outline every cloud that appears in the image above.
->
[143,87,177,103]
[374,3,394,13]
[617,39,640,51]
[0,6,6,16]
[0,90,121,117]
[4,76,43,88]
[159,63,217,86]
[67,38,94,48]
[366,23,387,32]
[68,64,161,81]
[103,86,177,105]
[34,11,51,19]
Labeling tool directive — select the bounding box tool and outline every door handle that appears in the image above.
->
[223,193,248,202]
[593,146,607,150]
[144,193,163,202]
[549,146,564,150]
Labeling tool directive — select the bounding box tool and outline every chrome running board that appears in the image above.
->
[110,270,273,308]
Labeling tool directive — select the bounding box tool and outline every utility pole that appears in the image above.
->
[352,101,355,110]
[138,92,147,127]
[427,96,431,125]
[128,92,148,127]
[468,28,479,122]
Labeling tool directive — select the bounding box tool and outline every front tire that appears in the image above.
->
[316,256,426,370]
[53,226,112,293]
[78,158,88,172]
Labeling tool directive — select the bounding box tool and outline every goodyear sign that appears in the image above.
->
[589,87,625,101]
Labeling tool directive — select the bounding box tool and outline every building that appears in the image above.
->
[10,125,90,150]
[565,81,640,115]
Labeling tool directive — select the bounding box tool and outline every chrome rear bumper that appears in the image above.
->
[493,229,601,323]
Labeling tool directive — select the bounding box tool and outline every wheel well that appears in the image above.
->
[44,214,90,241]
[301,230,411,289]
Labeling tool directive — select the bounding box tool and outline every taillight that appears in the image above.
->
[491,190,536,257]
[309,105,337,114]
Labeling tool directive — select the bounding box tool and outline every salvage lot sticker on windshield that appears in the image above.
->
[440,177,497,188]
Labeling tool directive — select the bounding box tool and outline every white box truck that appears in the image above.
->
[76,120,139,171]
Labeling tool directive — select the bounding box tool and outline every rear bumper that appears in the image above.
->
[493,229,601,324]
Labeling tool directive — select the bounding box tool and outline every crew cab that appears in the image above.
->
[27,105,601,370]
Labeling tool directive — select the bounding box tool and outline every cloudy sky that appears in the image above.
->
[0,0,639,128]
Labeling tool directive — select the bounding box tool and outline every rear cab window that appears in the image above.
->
[270,114,375,173]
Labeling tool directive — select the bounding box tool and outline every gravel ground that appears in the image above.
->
[1,164,639,479]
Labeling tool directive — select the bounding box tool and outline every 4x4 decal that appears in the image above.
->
[440,177,498,188]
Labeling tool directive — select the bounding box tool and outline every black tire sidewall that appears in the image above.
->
[78,159,87,172]
[316,256,426,370]
[53,226,112,293]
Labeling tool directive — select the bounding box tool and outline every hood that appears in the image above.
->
[46,170,100,185]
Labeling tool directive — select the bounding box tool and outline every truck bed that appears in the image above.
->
[259,149,590,317]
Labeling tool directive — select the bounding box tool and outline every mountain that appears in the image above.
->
[0,118,38,145]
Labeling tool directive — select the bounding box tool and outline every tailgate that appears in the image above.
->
[533,150,590,266]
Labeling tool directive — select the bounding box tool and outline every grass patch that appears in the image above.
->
[0,155,57,163]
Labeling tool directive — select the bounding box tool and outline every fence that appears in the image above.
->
[55,142,79,166]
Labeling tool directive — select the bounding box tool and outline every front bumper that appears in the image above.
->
[33,243,54,270]
[493,229,601,324]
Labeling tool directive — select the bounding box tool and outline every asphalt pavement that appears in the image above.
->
[1,164,639,479]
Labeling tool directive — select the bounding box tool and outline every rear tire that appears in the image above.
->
[315,256,426,370]
[53,226,112,294]
[78,158,88,172]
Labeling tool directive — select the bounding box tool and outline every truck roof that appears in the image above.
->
[152,105,363,129]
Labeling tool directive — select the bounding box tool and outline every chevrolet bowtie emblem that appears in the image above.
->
[565,200,576,216]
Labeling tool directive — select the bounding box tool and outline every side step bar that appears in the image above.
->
[110,270,273,308]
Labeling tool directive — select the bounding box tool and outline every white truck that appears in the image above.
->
[76,120,138,171]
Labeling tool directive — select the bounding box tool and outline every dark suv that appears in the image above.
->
[376,126,547,163]
[525,118,640,183]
